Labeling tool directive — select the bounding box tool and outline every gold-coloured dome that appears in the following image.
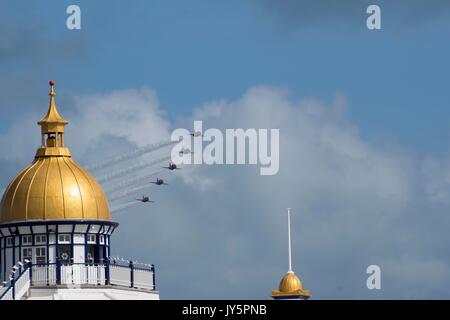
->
[271,272,311,298]
[279,272,302,292]
[0,81,110,223]
[0,157,110,223]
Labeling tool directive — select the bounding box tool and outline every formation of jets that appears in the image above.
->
[134,162,182,205]
[131,132,203,206]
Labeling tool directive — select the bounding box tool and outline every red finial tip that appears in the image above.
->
[49,80,55,87]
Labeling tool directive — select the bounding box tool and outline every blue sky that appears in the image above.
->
[2,0,450,153]
[2,1,450,299]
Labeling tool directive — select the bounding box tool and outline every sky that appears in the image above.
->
[1,0,450,299]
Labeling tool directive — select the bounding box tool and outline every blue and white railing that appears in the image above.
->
[109,259,156,290]
[0,262,31,300]
[1,259,155,300]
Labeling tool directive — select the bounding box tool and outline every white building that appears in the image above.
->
[0,81,159,300]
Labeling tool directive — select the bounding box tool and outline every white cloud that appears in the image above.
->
[421,156,450,205]
[0,113,40,161]
[0,87,171,162]
[67,87,171,158]
[2,85,450,299]
[136,85,450,299]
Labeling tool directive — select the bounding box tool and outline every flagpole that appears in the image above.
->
[287,208,293,273]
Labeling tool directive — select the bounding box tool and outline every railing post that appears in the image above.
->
[105,258,110,285]
[129,261,134,288]
[11,276,15,300]
[152,264,156,291]
[28,261,33,286]
[56,258,61,285]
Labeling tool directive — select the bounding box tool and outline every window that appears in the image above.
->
[99,235,105,245]
[6,237,13,246]
[87,234,96,244]
[87,250,94,264]
[22,235,32,245]
[58,245,71,264]
[35,248,46,264]
[23,248,32,261]
[58,234,70,243]
[35,235,47,244]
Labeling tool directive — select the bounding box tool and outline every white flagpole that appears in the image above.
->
[288,208,293,273]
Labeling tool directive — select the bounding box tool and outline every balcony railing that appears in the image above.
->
[0,266,30,300]
[0,259,156,300]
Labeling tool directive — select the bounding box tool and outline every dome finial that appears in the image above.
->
[36,80,69,152]
[38,80,68,127]
[49,80,56,94]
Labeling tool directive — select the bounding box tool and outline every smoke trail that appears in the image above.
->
[110,201,141,214]
[108,183,154,202]
[86,140,177,171]
[97,155,171,183]
[105,169,165,195]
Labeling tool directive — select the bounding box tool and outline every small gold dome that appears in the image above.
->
[0,81,110,223]
[271,272,311,299]
[278,272,302,292]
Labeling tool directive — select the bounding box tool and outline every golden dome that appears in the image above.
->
[271,272,311,298]
[0,81,110,223]
[279,272,302,292]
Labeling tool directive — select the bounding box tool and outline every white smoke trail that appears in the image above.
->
[97,155,171,183]
[105,169,165,195]
[108,183,154,202]
[86,140,177,171]
[110,201,141,214]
